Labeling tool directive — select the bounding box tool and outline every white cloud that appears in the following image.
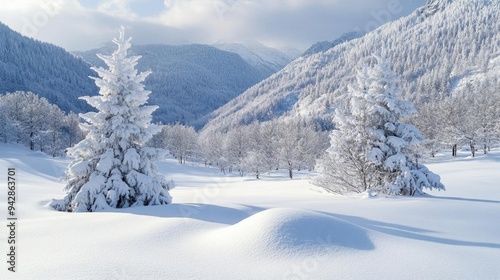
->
[96,0,138,19]
[0,0,427,51]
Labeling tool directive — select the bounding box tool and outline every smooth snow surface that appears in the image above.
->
[0,143,499,279]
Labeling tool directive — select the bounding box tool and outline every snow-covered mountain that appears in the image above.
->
[0,22,98,113]
[212,40,301,78]
[203,0,500,131]
[74,44,267,126]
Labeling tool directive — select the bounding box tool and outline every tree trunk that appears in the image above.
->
[288,161,293,179]
[452,144,457,157]
[30,132,34,150]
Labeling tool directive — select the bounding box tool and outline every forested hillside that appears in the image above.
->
[0,22,97,113]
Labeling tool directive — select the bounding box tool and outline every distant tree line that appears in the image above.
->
[0,91,84,156]
[150,119,329,179]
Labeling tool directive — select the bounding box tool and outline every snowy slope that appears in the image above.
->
[212,41,300,77]
[1,143,499,279]
[203,0,500,131]
[453,50,500,93]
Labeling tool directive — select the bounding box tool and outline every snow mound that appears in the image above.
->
[203,208,373,255]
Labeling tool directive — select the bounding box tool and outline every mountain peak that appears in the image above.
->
[418,0,453,17]
[212,41,299,76]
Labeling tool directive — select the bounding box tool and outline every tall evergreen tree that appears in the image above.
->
[51,28,173,212]
[316,55,445,196]
[315,65,378,194]
[364,55,444,195]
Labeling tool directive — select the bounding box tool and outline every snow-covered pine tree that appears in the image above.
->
[51,28,173,212]
[314,65,378,194]
[364,54,444,195]
[316,54,445,196]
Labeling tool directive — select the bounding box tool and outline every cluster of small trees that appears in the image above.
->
[151,119,329,179]
[0,91,84,156]
[150,123,198,164]
[201,119,329,179]
[414,77,500,157]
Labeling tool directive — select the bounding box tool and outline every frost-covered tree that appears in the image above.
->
[0,100,16,143]
[364,55,444,195]
[275,119,302,179]
[316,55,445,196]
[199,128,226,170]
[224,126,249,175]
[19,92,48,150]
[157,123,198,164]
[296,121,329,171]
[63,112,85,148]
[258,121,282,170]
[51,28,173,212]
[315,65,378,193]
[241,122,269,179]
[42,104,66,157]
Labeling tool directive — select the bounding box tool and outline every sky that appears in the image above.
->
[0,0,427,52]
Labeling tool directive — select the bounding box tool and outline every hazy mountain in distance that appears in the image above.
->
[212,40,301,78]
[75,43,268,127]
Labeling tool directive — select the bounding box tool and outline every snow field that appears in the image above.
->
[0,144,499,279]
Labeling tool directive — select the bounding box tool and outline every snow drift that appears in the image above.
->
[202,208,373,255]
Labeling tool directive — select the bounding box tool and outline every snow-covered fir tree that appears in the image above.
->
[316,55,445,196]
[51,28,173,212]
[315,65,378,194]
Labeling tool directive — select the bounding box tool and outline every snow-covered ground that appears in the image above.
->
[0,143,499,279]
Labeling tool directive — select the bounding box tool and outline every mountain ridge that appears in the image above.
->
[212,40,300,78]
[203,0,499,132]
